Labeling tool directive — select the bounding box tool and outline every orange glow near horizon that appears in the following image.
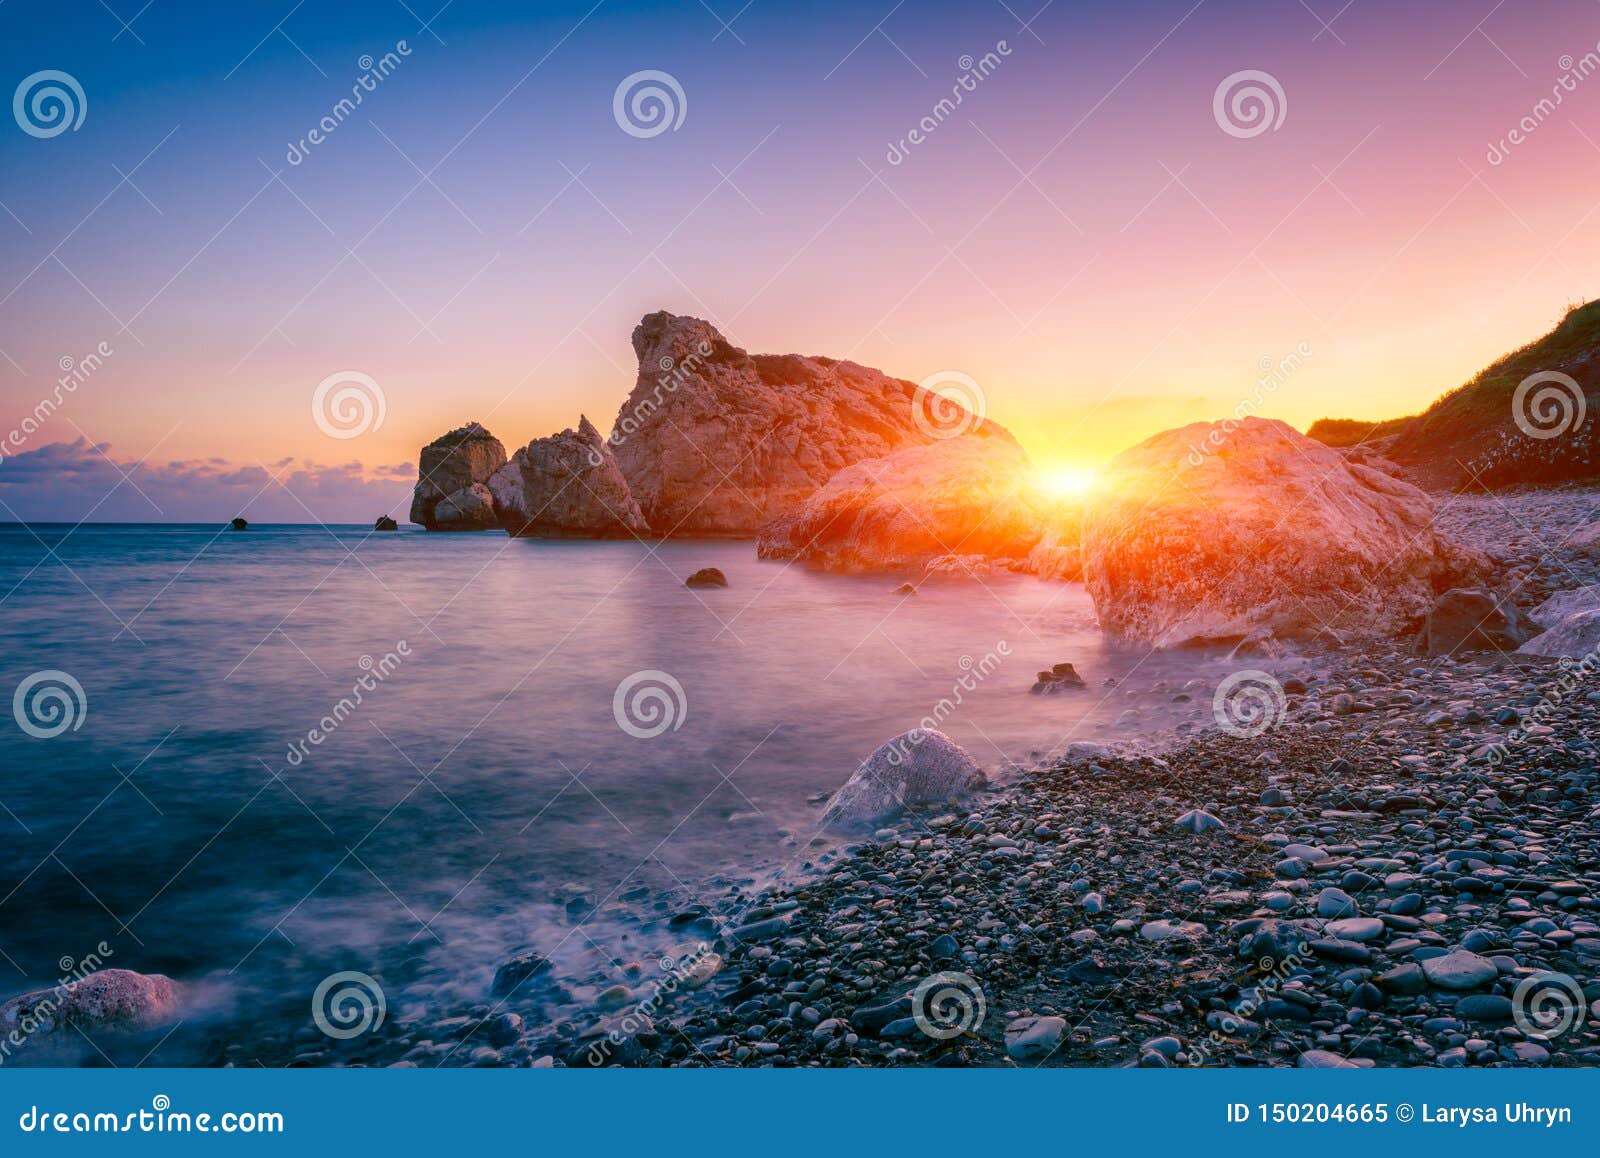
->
[1037,466,1101,499]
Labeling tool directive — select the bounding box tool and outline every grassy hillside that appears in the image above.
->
[1309,300,1600,490]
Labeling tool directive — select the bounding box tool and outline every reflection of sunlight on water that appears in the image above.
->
[0,525,1271,1055]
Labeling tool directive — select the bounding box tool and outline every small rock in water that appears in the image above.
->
[490,952,552,997]
[893,582,917,595]
[684,567,728,588]
[1030,663,1086,694]
[374,515,399,531]
[230,517,248,531]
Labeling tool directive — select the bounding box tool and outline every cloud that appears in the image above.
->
[0,438,417,524]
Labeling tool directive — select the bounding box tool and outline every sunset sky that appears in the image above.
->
[3,0,1600,520]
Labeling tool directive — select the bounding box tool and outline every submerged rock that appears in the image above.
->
[820,729,985,831]
[1081,417,1481,647]
[410,423,508,530]
[487,416,649,539]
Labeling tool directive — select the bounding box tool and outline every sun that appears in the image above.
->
[1039,466,1099,498]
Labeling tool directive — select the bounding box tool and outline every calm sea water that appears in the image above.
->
[0,523,1228,1062]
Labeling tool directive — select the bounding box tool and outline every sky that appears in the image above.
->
[3,0,1600,521]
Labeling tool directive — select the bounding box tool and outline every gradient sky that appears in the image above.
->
[3,0,1600,520]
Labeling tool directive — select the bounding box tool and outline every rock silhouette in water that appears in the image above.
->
[230,517,248,531]
[489,416,649,538]
[684,567,728,588]
[410,423,507,531]
[374,515,399,531]
[609,311,1010,536]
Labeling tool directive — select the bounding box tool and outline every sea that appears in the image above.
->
[0,523,1240,1062]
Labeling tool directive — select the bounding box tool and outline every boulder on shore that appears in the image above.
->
[0,969,181,1056]
[820,729,985,831]
[1518,608,1600,658]
[410,423,508,530]
[755,435,1055,573]
[1424,588,1537,654]
[1531,584,1600,628]
[1081,418,1482,647]
[608,312,1012,536]
[487,417,649,539]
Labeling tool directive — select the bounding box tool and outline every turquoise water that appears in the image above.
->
[0,523,1211,1061]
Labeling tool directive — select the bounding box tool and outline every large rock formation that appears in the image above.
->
[607,312,1012,536]
[409,423,508,530]
[756,435,1053,572]
[487,416,650,538]
[1082,417,1479,647]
